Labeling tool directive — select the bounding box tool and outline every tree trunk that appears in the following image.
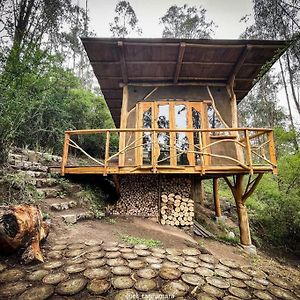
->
[279,58,299,151]
[235,199,252,246]
[286,52,300,116]
[0,204,49,263]
[5,0,35,70]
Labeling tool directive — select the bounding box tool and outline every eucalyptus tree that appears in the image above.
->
[109,1,142,38]
[160,4,216,38]
[245,0,300,117]
[0,0,98,165]
[240,0,300,150]
[0,0,85,68]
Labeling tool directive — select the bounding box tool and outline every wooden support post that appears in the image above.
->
[223,174,263,246]
[192,176,205,206]
[111,174,120,196]
[234,175,251,245]
[61,133,70,176]
[213,178,222,218]
[200,180,205,205]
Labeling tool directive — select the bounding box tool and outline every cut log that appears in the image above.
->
[0,205,49,263]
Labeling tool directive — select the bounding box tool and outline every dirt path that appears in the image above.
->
[48,216,196,249]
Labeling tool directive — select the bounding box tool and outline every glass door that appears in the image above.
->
[136,101,209,168]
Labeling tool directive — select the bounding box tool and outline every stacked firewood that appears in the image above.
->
[160,175,194,227]
[160,193,194,226]
[161,176,191,197]
[107,175,159,217]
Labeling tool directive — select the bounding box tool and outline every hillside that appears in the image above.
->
[0,149,299,299]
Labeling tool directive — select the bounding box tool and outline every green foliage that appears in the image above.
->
[0,50,116,165]
[76,185,106,219]
[238,74,287,129]
[90,203,105,219]
[274,126,299,156]
[160,4,216,38]
[120,234,163,248]
[216,234,240,245]
[247,153,300,251]
[0,172,42,204]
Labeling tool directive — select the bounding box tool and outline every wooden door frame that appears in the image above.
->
[135,100,211,168]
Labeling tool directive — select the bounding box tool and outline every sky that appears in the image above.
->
[83,0,254,39]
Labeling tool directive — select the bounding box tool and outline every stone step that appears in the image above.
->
[61,209,96,224]
[9,149,62,164]
[50,199,79,211]
[34,178,57,188]
[17,170,48,178]
[11,160,48,172]
[38,187,63,198]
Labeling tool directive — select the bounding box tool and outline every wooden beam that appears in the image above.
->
[126,76,228,81]
[118,41,128,84]
[122,41,246,49]
[92,60,263,67]
[121,81,227,88]
[174,42,186,83]
[65,127,272,135]
[227,45,252,85]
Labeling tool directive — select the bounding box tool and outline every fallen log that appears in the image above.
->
[0,204,49,263]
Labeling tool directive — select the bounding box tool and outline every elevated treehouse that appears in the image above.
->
[58,38,288,248]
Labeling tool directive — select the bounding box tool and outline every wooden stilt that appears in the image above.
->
[200,180,205,205]
[192,176,205,205]
[213,178,222,218]
[111,174,120,196]
[224,174,263,246]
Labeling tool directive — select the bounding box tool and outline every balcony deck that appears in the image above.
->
[56,127,277,177]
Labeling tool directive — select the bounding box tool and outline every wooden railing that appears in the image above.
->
[61,128,277,175]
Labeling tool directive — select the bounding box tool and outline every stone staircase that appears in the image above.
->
[7,148,98,225]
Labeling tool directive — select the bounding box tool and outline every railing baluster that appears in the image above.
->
[268,131,277,175]
[244,129,253,175]
[198,130,205,174]
[104,130,110,173]
[61,133,70,176]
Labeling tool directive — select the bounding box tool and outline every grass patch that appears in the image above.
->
[216,234,240,245]
[120,234,163,248]
[105,218,117,224]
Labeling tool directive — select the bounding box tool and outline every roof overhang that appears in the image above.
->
[81,37,289,125]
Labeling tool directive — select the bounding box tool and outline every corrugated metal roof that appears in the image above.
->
[82,37,288,126]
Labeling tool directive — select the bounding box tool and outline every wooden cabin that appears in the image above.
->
[59,38,288,249]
